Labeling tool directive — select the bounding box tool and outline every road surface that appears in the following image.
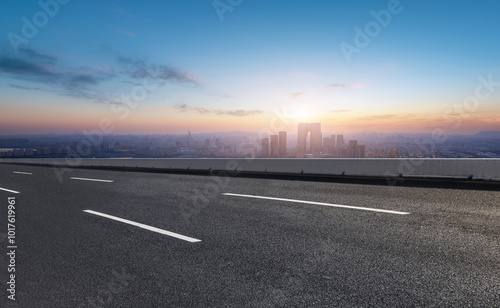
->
[1,163,499,307]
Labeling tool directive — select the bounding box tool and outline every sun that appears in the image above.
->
[290,106,313,122]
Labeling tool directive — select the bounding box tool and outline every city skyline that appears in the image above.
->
[3,122,499,159]
[1,1,500,135]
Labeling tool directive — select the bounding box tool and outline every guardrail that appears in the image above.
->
[1,158,500,182]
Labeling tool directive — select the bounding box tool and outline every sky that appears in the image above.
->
[0,0,499,135]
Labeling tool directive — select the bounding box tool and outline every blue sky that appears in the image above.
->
[1,0,499,134]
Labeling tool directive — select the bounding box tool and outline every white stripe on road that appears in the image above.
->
[71,177,114,183]
[83,210,201,243]
[0,187,20,194]
[223,193,410,215]
[13,171,32,175]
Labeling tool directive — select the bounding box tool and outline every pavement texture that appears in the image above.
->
[0,163,499,307]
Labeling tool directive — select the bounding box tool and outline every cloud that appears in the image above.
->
[174,103,188,110]
[0,49,107,102]
[66,73,99,86]
[173,104,263,116]
[195,108,211,114]
[147,65,197,84]
[360,114,415,120]
[215,109,264,117]
[328,83,365,89]
[108,100,127,106]
[61,87,110,102]
[18,47,57,64]
[116,54,198,84]
[9,84,43,91]
[330,109,351,113]
[360,114,398,120]
[174,104,210,114]
[116,55,147,67]
[0,57,57,80]
[0,48,200,103]
[290,92,305,99]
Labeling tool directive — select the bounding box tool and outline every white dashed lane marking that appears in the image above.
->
[223,193,410,215]
[70,177,114,183]
[83,210,202,243]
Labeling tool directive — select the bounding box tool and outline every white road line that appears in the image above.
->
[70,177,114,183]
[83,210,201,243]
[0,187,20,194]
[223,193,410,215]
[13,171,32,175]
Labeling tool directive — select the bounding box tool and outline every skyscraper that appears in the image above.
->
[261,138,269,157]
[348,140,358,158]
[323,137,331,154]
[330,135,336,154]
[279,131,287,158]
[270,135,279,158]
[337,135,344,147]
[297,123,322,158]
[337,135,345,157]
[357,145,366,158]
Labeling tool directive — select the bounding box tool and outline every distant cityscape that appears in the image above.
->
[1,123,500,159]
[260,123,366,158]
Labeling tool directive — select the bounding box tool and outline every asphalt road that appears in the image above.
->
[0,163,499,307]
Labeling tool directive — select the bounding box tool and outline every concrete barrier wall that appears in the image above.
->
[1,158,500,181]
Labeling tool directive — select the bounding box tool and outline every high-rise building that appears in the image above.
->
[322,137,331,154]
[278,131,287,158]
[297,123,322,158]
[337,135,344,147]
[348,140,358,158]
[270,135,279,158]
[336,135,345,157]
[357,145,366,158]
[261,138,269,157]
[330,135,336,154]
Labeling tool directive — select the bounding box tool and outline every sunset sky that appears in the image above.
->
[1,0,499,135]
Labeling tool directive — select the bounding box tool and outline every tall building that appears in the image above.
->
[337,135,345,157]
[348,140,358,158]
[261,138,269,157]
[278,131,287,158]
[357,145,366,158]
[330,135,336,154]
[337,135,344,147]
[270,135,279,158]
[297,123,322,158]
[322,137,331,154]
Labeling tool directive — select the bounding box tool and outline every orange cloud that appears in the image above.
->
[290,92,305,99]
